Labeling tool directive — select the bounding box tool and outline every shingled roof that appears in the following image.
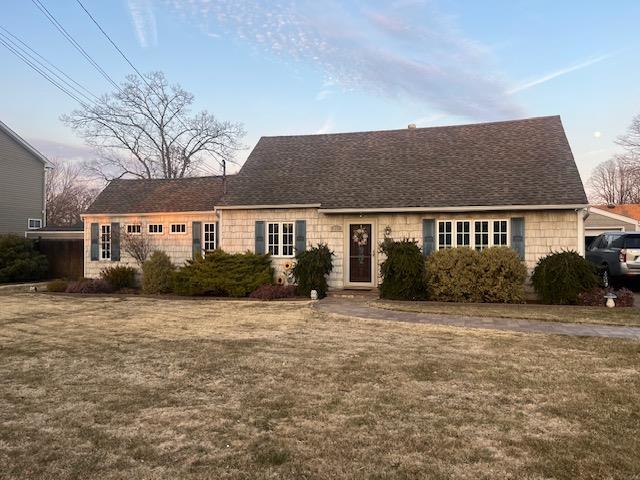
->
[220,116,588,209]
[85,176,226,214]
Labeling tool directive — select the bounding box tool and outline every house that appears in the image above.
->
[585,204,640,248]
[83,116,588,290]
[0,120,48,234]
[82,176,225,278]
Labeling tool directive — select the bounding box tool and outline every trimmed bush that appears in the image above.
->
[65,278,113,294]
[578,287,635,307]
[100,265,137,290]
[476,248,527,303]
[379,239,426,300]
[173,250,273,297]
[249,284,297,300]
[531,250,599,305]
[142,251,175,294]
[46,279,68,292]
[292,244,334,299]
[425,248,482,302]
[0,234,48,283]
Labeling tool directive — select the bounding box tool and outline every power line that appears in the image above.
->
[0,26,99,105]
[31,0,122,92]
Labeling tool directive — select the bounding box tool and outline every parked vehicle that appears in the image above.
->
[586,232,640,287]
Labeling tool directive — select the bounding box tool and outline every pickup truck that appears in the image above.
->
[585,232,640,287]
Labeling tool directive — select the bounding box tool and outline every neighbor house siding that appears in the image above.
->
[0,128,45,234]
[83,212,218,278]
[585,211,638,231]
[220,208,580,289]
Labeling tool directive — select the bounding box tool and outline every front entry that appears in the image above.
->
[348,223,373,284]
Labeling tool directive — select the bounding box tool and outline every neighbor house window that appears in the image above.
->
[493,220,508,246]
[203,223,216,251]
[474,221,489,250]
[126,224,141,235]
[438,221,453,249]
[27,218,42,229]
[148,224,163,234]
[100,224,111,260]
[170,223,186,234]
[456,221,470,247]
[267,222,295,257]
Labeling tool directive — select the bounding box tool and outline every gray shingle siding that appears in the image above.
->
[0,127,45,234]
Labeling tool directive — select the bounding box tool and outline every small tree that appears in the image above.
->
[122,233,153,268]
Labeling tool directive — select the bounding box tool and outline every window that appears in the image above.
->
[493,220,508,246]
[27,218,42,229]
[438,221,453,249]
[170,223,186,234]
[100,224,111,260]
[204,223,216,251]
[126,224,141,235]
[456,221,470,247]
[267,222,295,257]
[148,224,163,234]
[474,221,489,250]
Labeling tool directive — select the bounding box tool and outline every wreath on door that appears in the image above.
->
[352,226,369,247]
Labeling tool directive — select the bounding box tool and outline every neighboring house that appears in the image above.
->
[0,120,48,234]
[83,116,589,290]
[585,204,640,248]
[81,176,225,278]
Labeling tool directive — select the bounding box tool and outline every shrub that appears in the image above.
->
[142,251,175,294]
[100,265,137,290]
[379,239,426,300]
[46,279,68,292]
[65,278,113,294]
[173,250,273,297]
[0,234,48,283]
[578,287,635,307]
[425,248,483,302]
[292,244,334,299]
[531,251,599,305]
[476,248,527,303]
[249,284,297,300]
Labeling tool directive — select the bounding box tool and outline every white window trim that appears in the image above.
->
[126,223,142,235]
[203,223,216,252]
[27,218,42,229]
[170,223,187,235]
[100,224,111,261]
[435,218,510,250]
[148,224,164,235]
[266,221,296,258]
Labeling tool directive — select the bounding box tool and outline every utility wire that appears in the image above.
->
[31,0,122,92]
[0,26,99,105]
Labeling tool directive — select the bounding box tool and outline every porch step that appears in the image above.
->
[327,289,380,300]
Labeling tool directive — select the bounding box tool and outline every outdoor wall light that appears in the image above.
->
[384,226,392,237]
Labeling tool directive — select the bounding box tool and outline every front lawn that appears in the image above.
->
[1,294,639,479]
[373,299,640,327]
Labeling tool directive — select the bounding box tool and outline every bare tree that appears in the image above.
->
[62,71,245,181]
[122,233,153,267]
[617,113,640,154]
[46,158,98,226]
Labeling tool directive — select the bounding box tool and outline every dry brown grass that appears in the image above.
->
[373,299,640,327]
[1,293,639,479]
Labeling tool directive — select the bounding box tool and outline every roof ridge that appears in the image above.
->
[111,174,230,183]
[259,115,561,140]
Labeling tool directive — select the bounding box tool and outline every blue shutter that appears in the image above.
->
[422,219,435,257]
[255,221,265,254]
[511,217,525,260]
[192,221,202,258]
[111,222,120,261]
[295,220,306,254]
[90,223,99,261]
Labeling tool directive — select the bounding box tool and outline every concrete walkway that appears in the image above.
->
[317,297,640,340]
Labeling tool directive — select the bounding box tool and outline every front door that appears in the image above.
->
[349,223,373,284]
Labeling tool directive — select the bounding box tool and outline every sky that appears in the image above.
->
[1,0,639,182]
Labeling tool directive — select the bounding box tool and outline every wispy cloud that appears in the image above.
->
[128,0,157,48]
[315,116,335,134]
[164,0,522,120]
[508,53,613,94]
